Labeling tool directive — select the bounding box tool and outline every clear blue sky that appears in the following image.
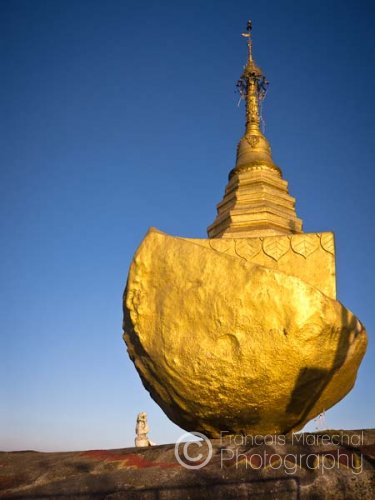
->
[1,0,374,451]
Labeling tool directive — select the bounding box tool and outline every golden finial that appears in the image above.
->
[236,20,267,131]
[241,20,253,62]
[233,20,278,176]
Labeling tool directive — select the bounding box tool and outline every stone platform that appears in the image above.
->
[1,430,374,499]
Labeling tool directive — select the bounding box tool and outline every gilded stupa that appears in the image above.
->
[208,21,302,239]
[123,22,367,437]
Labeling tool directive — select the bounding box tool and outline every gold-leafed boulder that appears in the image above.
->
[123,229,367,437]
[123,22,368,437]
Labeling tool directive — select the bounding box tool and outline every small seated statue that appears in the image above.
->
[135,411,155,447]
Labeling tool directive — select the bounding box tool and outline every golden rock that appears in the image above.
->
[123,22,367,437]
[123,229,367,436]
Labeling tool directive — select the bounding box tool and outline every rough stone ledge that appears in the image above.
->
[0,429,374,499]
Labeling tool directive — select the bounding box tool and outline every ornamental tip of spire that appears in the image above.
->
[241,19,263,76]
[241,19,253,62]
[233,20,278,176]
[237,20,267,107]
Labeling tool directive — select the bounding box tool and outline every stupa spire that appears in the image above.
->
[234,20,278,175]
[238,20,264,132]
[243,20,254,61]
[207,21,303,238]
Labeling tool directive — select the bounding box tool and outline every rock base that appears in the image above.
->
[1,429,374,499]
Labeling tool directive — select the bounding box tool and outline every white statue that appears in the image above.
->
[135,412,155,447]
[314,409,327,431]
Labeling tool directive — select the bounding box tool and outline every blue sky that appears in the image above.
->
[1,0,374,451]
